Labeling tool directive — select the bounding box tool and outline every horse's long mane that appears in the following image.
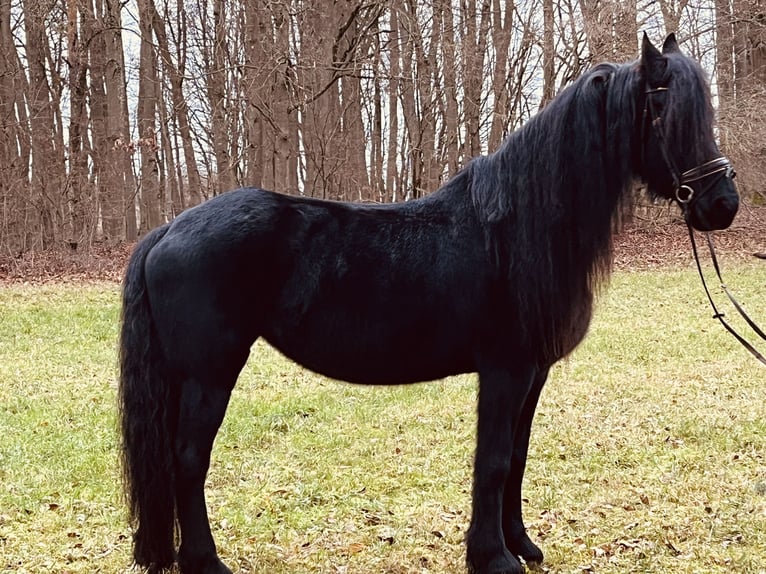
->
[471,61,640,281]
[468,51,715,358]
[469,61,642,356]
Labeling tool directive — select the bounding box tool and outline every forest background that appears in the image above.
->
[1,0,764,254]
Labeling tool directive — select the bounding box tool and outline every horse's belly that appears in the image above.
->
[262,322,475,385]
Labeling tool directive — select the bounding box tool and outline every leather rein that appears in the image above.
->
[644,86,766,366]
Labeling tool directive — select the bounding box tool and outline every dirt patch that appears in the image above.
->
[0,206,763,284]
[614,203,765,270]
[0,243,133,284]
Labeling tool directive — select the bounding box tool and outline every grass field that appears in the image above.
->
[0,262,764,573]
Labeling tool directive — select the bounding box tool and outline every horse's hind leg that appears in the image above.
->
[502,367,549,567]
[173,347,250,574]
[174,377,236,574]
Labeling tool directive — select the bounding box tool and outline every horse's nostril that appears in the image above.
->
[708,194,739,230]
[716,193,739,215]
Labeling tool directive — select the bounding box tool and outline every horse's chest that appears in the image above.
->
[552,292,594,360]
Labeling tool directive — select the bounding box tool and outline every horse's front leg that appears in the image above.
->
[502,367,549,567]
[466,362,536,574]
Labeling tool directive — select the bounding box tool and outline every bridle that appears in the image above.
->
[643,86,736,208]
[644,86,766,366]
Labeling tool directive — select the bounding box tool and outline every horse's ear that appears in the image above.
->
[641,32,662,62]
[640,32,667,85]
[662,33,680,54]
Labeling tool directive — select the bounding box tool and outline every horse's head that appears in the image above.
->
[638,33,739,231]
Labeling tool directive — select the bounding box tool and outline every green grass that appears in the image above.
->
[0,263,764,573]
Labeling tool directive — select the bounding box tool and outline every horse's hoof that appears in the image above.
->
[505,528,544,566]
[467,550,525,574]
[177,553,233,574]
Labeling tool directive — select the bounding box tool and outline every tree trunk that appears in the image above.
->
[137,0,162,232]
[614,1,637,58]
[581,0,637,63]
[244,1,296,194]
[371,19,385,201]
[659,0,690,35]
[208,0,234,194]
[273,2,297,194]
[152,0,202,208]
[580,0,612,63]
[0,0,26,250]
[23,0,62,248]
[386,6,401,201]
[342,73,371,200]
[488,0,515,148]
[96,0,137,241]
[66,0,88,248]
[298,0,342,199]
[440,0,460,174]
[541,0,555,108]
[715,0,735,151]
[462,0,492,158]
[421,0,441,191]
[398,1,419,199]
[243,3,268,189]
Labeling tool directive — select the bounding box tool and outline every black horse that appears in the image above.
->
[119,34,738,574]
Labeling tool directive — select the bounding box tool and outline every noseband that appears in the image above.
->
[643,86,765,366]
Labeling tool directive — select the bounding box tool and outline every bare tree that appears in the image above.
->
[271,1,299,194]
[461,0,492,158]
[0,0,27,250]
[23,0,64,248]
[370,16,386,201]
[486,0,514,149]
[716,0,735,150]
[439,0,461,175]
[385,6,403,200]
[136,0,162,231]
[297,0,341,198]
[658,0,690,34]
[153,0,203,210]
[66,0,88,248]
[718,0,766,201]
[92,0,139,241]
[4,0,761,254]
[580,0,638,63]
[505,3,541,131]
[541,0,555,108]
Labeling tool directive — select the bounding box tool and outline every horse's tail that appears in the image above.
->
[118,223,177,571]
